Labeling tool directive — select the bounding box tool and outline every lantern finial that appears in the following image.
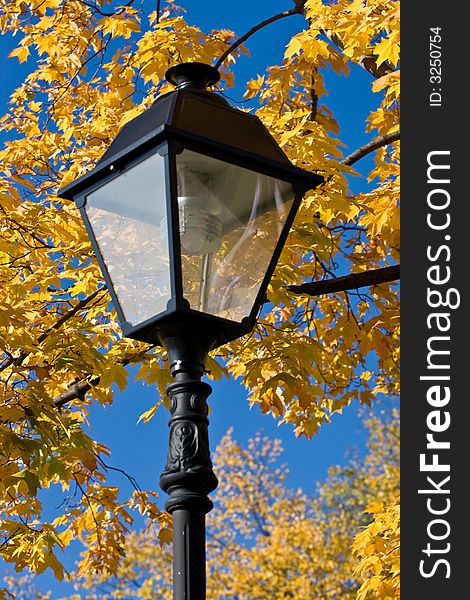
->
[165,62,221,91]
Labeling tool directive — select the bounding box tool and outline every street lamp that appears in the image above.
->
[59,61,323,599]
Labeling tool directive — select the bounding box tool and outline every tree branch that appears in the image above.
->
[53,346,157,409]
[324,30,395,79]
[356,53,395,79]
[0,289,105,373]
[293,0,395,79]
[213,7,303,70]
[76,0,136,17]
[309,70,318,121]
[212,1,396,92]
[287,265,400,297]
[53,377,98,409]
[341,131,400,166]
[40,289,103,339]
[156,0,161,24]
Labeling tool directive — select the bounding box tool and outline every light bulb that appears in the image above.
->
[177,167,222,256]
[178,196,222,255]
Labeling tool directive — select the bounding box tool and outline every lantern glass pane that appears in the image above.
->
[85,151,171,326]
[176,149,295,323]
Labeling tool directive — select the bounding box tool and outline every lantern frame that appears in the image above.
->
[59,64,324,348]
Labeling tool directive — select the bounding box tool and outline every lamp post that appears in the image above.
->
[59,62,323,599]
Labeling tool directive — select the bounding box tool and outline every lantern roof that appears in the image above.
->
[59,62,315,201]
[97,83,290,168]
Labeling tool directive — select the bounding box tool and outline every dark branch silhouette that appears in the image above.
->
[53,347,156,409]
[213,7,303,70]
[212,1,397,89]
[287,265,400,297]
[342,131,400,166]
[53,267,400,407]
[294,1,395,79]
[323,30,395,79]
[54,377,98,409]
[0,289,104,373]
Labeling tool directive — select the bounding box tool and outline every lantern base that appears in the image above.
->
[157,323,218,377]
[123,307,254,350]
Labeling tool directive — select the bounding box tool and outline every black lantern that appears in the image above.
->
[59,62,322,349]
[58,62,323,599]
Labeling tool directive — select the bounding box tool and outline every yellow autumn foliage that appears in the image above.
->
[56,406,398,599]
[0,0,399,593]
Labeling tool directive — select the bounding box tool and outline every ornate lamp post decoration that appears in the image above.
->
[59,62,323,600]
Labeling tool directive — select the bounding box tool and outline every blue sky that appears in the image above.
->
[0,1,382,596]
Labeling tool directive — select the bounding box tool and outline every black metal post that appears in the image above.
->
[158,325,218,600]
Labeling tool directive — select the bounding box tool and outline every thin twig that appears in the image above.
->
[76,0,136,18]
[156,0,161,24]
[213,7,303,70]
